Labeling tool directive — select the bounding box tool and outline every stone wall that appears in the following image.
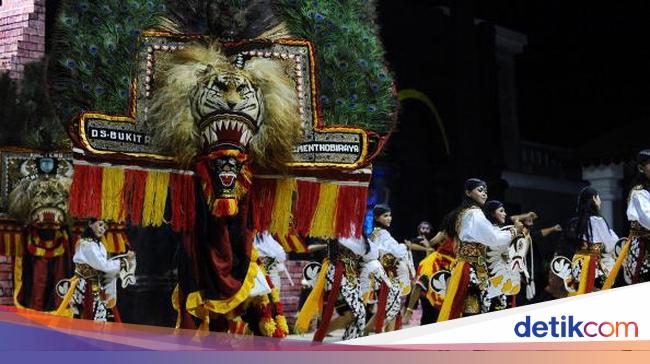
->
[0,0,45,79]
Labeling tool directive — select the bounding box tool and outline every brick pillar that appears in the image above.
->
[0,256,13,305]
[0,0,46,79]
[280,260,309,329]
[0,0,45,305]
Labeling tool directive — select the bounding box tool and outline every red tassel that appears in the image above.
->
[68,166,83,218]
[111,307,123,323]
[448,263,472,320]
[584,256,598,293]
[294,180,320,236]
[374,281,389,333]
[275,301,284,315]
[123,169,147,225]
[194,161,213,201]
[250,178,276,232]
[334,185,368,239]
[170,173,196,232]
[352,187,368,238]
[69,164,102,219]
[82,281,94,320]
[313,261,344,342]
[273,327,284,338]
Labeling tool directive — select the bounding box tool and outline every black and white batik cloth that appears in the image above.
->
[56,278,109,321]
[383,278,402,324]
[623,236,650,284]
[325,263,365,340]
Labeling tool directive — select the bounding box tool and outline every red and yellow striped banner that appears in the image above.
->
[68,163,370,242]
[0,223,24,257]
[69,163,194,232]
[252,177,369,245]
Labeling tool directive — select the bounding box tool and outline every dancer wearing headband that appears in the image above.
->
[552,187,619,295]
[606,150,650,287]
[363,204,410,334]
[437,179,524,321]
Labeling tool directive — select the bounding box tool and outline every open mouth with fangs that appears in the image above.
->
[218,171,237,187]
[31,207,65,224]
[200,113,257,151]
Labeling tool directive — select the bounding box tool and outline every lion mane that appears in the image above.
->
[148,42,302,171]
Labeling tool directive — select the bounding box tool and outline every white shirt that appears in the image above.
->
[459,208,512,248]
[73,238,120,275]
[364,229,410,297]
[371,229,407,259]
[585,216,619,251]
[627,188,650,230]
[339,236,379,261]
[254,232,287,263]
[73,238,123,309]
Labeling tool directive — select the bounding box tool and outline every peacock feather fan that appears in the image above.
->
[162,0,282,40]
[48,0,396,136]
[275,0,397,134]
[49,0,167,123]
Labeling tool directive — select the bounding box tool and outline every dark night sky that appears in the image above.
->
[509,2,650,147]
[380,0,650,148]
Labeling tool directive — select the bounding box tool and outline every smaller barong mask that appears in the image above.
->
[8,158,73,226]
[212,153,241,197]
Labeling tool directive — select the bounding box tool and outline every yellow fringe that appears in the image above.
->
[185,249,260,318]
[291,234,308,253]
[116,232,127,253]
[268,178,296,238]
[271,287,281,302]
[309,183,339,239]
[259,317,277,337]
[276,314,289,335]
[603,239,630,290]
[103,232,115,253]
[256,294,278,337]
[2,231,23,256]
[142,171,170,227]
[100,231,127,254]
[437,261,466,323]
[294,259,329,334]
[101,167,125,222]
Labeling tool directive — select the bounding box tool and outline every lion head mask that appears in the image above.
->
[148,42,303,171]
